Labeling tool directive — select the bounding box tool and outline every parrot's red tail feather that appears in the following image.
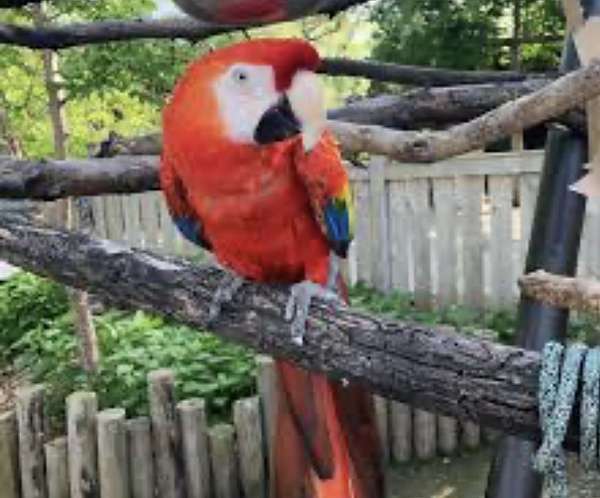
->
[272,362,384,498]
[272,277,383,498]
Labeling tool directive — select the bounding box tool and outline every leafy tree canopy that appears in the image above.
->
[370,0,564,72]
[0,1,374,157]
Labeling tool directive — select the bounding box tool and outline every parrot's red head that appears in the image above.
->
[163,38,321,156]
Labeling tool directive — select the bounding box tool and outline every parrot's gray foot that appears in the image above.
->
[208,272,245,324]
[284,281,343,346]
[325,251,340,292]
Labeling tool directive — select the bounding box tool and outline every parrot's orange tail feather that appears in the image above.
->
[272,361,384,498]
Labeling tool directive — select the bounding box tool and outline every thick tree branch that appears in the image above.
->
[1,60,598,202]
[117,59,599,162]
[0,213,580,451]
[519,270,600,315]
[319,58,553,87]
[0,1,368,50]
[0,155,159,200]
[330,80,585,132]
[332,58,600,162]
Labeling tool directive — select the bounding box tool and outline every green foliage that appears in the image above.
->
[11,310,256,430]
[0,273,255,430]
[349,282,518,343]
[0,273,69,359]
[349,283,600,346]
[370,0,564,73]
[371,0,503,71]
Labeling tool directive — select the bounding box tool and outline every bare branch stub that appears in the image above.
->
[519,270,600,315]
[0,213,582,451]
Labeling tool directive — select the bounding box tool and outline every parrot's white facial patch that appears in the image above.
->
[214,63,279,144]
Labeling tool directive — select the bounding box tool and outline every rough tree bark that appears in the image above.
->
[0,155,160,200]
[33,5,99,374]
[329,80,585,132]
[0,213,581,450]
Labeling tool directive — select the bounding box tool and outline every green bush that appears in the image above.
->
[349,283,518,343]
[0,272,69,359]
[11,309,256,431]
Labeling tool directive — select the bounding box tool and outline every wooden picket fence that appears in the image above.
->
[0,358,494,498]
[84,149,600,310]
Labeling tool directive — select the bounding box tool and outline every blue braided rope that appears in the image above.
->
[582,348,600,471]
[534,342,586,498]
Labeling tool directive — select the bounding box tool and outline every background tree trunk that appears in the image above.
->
[32,3,99,374]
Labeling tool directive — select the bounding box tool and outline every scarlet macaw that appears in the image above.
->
[160,38,383,498]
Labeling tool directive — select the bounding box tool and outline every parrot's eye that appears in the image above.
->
[232,68,249,84]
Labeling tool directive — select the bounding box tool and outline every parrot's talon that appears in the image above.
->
[285,280,343,345]
[207,272,245,324]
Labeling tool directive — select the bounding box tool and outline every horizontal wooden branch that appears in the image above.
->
[113,60,600,163]
[0,1,367,50]
[319,58,552,87]
[519,270,600,315]
[1,61,597,202]
[330,80,585,131]
[333,58,600,161]
[0,213,579,450]
[0,155,159,200]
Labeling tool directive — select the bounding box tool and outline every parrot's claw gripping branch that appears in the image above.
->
[207,271,246,324]
[285,281,344,346]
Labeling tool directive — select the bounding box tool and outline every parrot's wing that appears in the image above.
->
[159,153,212,251]
[294,130,355,258]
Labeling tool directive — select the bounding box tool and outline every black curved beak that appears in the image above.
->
[254,95,301,145]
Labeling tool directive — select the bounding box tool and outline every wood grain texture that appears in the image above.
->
[67,391,98,498]
[126,418,155,498]
[432,177,457,307]
[16,385,47,498]
[177,399,211,498]
[0,411,21,498]
[97,409,129,498]
[148,369,183,498]
[369,158,391,292]
[233,397,265,498]
[208,424,239,498]
[489,175,515,308]
[413,409,437,460]
[45,437,69,498]
[457,175,485,309]
[389,402,412,463]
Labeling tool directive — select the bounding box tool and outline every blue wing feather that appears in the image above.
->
[323,199,351,258]
[173,215,212,250]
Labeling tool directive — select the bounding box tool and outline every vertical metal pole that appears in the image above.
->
[484,2,599,497]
